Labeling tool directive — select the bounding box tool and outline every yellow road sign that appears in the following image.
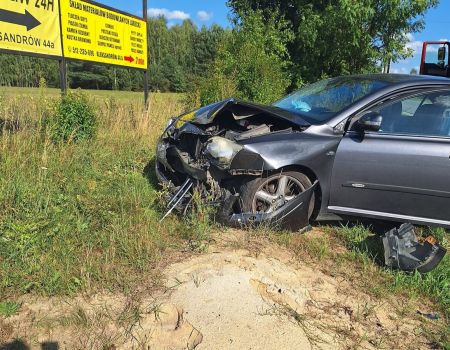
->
[60,0,148,69]
[0,0,62,57]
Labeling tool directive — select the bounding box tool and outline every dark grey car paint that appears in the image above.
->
[157,74,450,228]
[329,132,450,225]
[232,132,340,214]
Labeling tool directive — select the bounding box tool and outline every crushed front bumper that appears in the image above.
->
[157,137,318,232]
[156,141,207,187]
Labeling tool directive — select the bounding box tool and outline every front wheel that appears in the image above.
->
[238,171,315,219]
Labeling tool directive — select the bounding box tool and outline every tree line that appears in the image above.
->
[0,17,224,92]
[0,0,438,100]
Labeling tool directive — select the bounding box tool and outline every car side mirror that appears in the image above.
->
[357,111,383,132]
[438,46,446,62]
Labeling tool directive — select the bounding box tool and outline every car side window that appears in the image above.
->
[374,90,450,137]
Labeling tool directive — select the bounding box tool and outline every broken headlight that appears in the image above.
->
[205,137,243,168]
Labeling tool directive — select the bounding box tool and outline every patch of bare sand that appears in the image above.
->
[0,230,443,349]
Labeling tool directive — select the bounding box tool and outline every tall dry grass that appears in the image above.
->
[0,88,208,297]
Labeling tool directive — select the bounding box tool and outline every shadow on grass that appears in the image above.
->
[0,341,59,350]
[143,157,159,188]
[325,218,401,266]
[0,119,20,135]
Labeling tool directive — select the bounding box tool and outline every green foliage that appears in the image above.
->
[0,2,438,92]
[147,18,225,93]
[228,0,438,84]
[0,92,188,297]
[48,91,97,143]
[0,54,59,87]
[0,301,21,317]
[197,11,293,106]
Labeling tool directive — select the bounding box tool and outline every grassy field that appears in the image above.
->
[0,87,149,102]
[0,87,210,298]
[0,87,449,346]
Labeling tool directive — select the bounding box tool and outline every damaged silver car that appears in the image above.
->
[156,74,449,271]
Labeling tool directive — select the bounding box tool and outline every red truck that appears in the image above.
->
[420,41,450,77]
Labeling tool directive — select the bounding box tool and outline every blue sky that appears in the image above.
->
[97,0,230,27]
[97,0,448,74]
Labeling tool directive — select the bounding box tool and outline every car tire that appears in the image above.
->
[239,171,315,219]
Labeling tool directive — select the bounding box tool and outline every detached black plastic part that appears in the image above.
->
[383,223,447,273]
[218,182,318,231]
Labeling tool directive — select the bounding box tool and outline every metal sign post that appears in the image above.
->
[143,0,149,108]
[59,59,67,93]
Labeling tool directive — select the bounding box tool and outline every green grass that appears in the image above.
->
[0,88,211,297]
[0,86,150,102]
[0,301,21,317]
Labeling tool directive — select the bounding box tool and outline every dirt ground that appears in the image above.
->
[0,230,445,350]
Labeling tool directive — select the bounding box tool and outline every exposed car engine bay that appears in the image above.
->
[158,100,307,179]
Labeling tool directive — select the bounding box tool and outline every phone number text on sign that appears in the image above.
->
[69,46,94,57]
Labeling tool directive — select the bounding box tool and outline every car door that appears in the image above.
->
[329,88,450,226]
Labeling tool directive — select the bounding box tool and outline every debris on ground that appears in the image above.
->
[383,223,447,273]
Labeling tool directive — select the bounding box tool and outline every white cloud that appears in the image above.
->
[148,8,190,20]
[391,67,409,74]
[391,65,420,75]
[405,33,423,55]
[197,10,213,21]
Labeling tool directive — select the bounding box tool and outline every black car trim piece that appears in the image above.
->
[165,146,207,181]
[219,182,318,231]
[383,223,447,273]
[346,129,450,141]
[328,206,450,229]
[342,182,450,199]
[363,131,450,140]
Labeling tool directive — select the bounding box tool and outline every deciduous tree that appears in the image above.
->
[228,0,438,84]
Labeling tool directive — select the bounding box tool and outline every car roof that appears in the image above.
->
[345,73,450,86]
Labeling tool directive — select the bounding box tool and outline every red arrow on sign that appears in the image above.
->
[124,56,134,63]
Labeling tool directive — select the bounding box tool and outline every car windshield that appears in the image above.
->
[273,77,391,124]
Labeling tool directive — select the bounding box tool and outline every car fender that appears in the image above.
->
[230,132,342,212]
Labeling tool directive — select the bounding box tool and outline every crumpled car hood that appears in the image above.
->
[180,98,311,127]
